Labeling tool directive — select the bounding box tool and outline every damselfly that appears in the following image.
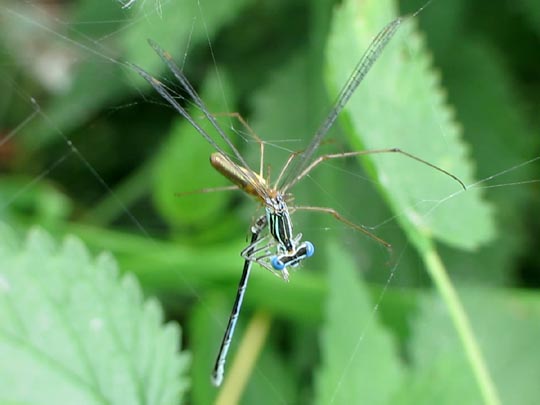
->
[129,7,465,388]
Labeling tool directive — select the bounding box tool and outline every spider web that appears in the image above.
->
[0,0,538,403]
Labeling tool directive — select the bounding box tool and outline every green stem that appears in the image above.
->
[421,239,500,405]
[55,222,326,322]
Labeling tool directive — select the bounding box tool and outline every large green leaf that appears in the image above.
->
[314,243,404,405]
[0,226,189,404]
[435,38,536,285]
[322,3,502,402]
[394,289,540,404]
[326,0,495,250]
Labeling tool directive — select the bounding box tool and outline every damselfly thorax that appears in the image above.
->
[210,151,312,280]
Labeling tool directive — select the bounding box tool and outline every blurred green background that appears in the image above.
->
[0,0,539,403]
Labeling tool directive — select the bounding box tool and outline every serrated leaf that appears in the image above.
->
[314,243,404,405]
[0,226,189,404]
[326,0,495,250]
[434,38,536,284]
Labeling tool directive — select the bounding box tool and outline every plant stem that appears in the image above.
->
[421,240,500,405]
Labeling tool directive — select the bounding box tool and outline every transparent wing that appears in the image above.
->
[280,15,406,192]
[127,45,274,200]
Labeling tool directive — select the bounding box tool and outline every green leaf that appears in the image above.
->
[241,333,297,405]
[189,293,224,405]
[434,38,537,284]
[326,0,495,250]
[0,177,72,227]
[190,294,297,405]
[519,0,540,38]
[152,70,237,229]
[314,243,404,405]
[0,225,189,404]
[250,53,315,167]
[396,289,540,405]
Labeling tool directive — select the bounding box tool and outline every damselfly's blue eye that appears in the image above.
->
[271,256,286,271]
[304,241,315,258]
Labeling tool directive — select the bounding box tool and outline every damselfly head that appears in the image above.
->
[271,241,315,273]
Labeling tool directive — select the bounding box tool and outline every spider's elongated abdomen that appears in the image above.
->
[210,152,267,201]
